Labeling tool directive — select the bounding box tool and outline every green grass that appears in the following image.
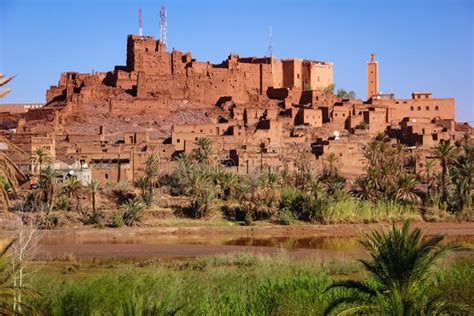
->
[27,253,473,315]
[320,198,422,224]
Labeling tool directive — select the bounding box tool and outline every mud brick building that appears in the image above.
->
[0,34,470,184]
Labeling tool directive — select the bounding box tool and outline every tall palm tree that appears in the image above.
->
[134,176,149,199]
[62,177,82,211]
[87,180,100,212]
[39,165,57,210]
[29,147,53,176]
[433,142,458,203]
[144,154,159,196]
[325,221,466,315]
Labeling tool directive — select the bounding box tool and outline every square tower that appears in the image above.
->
[367,54,379,99]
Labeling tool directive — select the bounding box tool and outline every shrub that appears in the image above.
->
[274,209,294,225]
[111,212,124,228]
[82,208,104,226]
[244,212,253,226]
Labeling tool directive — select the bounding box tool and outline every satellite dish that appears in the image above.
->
[333,131,340,140]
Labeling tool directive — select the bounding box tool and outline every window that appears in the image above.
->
[435,106,439,111]
[177,139,180,143]
[410,106,414,111]
[417,106,421,111]
[105,173,108,179]
[425,106,429,111]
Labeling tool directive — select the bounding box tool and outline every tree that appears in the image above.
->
[433,142,457,204]
[87,180,100,212]
[0,139,26,211]
[122,197,145,226]
[38,165,57,211]
[183,167,215,218]
[0,240,38,314]
[394,173,421,204]
[0,73,15,98]
[336,89,356,99]
[134,176,149,200]
[29,146,53,176]
[325,221,466,315]
[192,137,214,164]
[324,152,340,176]
[62,177,83,211]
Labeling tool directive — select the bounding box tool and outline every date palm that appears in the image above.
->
[29,147,53,175]
[433,142,457,203]
[324,152,340,176]
[394,173,421,204]
[0,140,26,211]
[62,177,82,211]
[122,197,145,226]
[39,165,57,210]
[192,137,214,164]
[325,221,466,315]
[87,180,100,212]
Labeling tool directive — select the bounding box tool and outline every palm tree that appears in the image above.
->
[122,197,145,226]
[183,166,215,218]
[325,221,466,315]
[87,180,100,212]
[62,177,83,211]
[145,154,159,194]
[0,139,26,211]
[29,147,53,176]
[0,73,15,98]
[39,165,57,210]
[134,176,149,199]
[394,173,421,205]
[324,152,340,176]
[192,137,214,164]
[433,142,458,203]
[0,240,38,314]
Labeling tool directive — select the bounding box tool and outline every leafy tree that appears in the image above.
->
[433,142,458,204]
[144,154,159,195]
[183,166,215,218]
[325,221,466,315]
[336,89,356,99]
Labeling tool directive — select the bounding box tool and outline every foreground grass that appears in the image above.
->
[28,253,473,315]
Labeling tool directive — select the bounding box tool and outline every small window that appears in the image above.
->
[297,74,300,79]
[417,106,421,111]
[105,173,109,179]
[425,106,429,111]
[177,139,180,143]
[435,106,439,111]
[410,106,414,111]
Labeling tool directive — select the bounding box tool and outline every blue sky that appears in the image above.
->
[0,0,472,121]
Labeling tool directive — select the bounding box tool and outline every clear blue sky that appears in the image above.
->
[1,0,473,121]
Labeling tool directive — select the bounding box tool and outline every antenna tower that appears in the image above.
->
[160,5,167,48]
[138,7,143,36]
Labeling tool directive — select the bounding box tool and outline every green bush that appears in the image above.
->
[111,212,124,228]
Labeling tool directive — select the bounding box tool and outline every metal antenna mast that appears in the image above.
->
[160,5,167,48]
[138,7,143,36]
[267,26,273,59]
